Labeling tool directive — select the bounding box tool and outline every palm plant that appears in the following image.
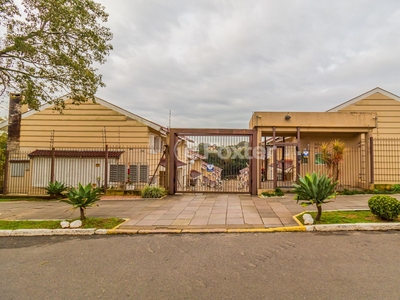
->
[319,139,345,183]
[294,172,338,221]
[62,183,102,220]
[45,181,67,198]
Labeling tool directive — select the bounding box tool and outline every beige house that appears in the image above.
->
[327,87,400,138]
[328,87,400,185]
[0,94,168,194]
[250,87,400,191]
[0,94,167,150]
[250,111,376,192]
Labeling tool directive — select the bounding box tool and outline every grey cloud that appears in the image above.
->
[95,0,400,128]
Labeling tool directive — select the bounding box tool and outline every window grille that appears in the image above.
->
[109,165,127,182]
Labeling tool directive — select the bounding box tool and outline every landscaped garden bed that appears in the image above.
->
[0,217,125,230]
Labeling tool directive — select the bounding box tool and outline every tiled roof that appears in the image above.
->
[190,170,201,179]
[160,158,186,167]
[28,150,124,158]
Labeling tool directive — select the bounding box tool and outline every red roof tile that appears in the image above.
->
[28,150,124,158]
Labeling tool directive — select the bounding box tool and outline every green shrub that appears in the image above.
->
[260,191,275,197]
[293,172,337,221]
[392,184,400,193]
[340,188,367,195]
[45,181,67,198]
[274,187,284,197]
[368,195,400,221]
[62,183,102,220]
[141,186,167,198]
[260,188,284,198]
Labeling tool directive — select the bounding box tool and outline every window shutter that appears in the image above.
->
[139,165,149,183]
[110,165,127,182]
[129,165,139,183]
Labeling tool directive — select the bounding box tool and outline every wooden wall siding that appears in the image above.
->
[19,101,151,149]
[337,92,400,138]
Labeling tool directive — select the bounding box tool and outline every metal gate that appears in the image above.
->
[169,129,257,194]
[263,144,298,189]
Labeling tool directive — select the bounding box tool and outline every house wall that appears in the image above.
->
[249,112,376,133]
[334,92,400,138]
[333,91,400,184]
[19,99,157,150]
[251,112,375,191]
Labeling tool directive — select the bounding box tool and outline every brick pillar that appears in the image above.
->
[7,93,23,151]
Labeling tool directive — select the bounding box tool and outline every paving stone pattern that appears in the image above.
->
[0,194,376,230]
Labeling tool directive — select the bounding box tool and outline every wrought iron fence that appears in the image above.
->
[299,143,367,190]
[261,143,368,190]
[1,138,400,195]
[3,145,166,195]
[373,138,400,184]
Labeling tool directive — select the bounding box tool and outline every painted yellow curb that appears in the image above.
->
[292,212,306,227]
[108,229,138,234]
[226,226,306,233]
[107,218,130,233]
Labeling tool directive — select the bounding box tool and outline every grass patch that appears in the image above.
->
[0,218,125,230]
[0,220,61,230]
[81,217,125,229]
[296,210,400,225]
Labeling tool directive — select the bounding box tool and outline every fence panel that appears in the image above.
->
[3,145,166,195]
[373,138,400,184]
[298,144,366,190]
[3,138,400,195]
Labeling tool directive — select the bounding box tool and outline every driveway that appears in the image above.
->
[0,194,372,230]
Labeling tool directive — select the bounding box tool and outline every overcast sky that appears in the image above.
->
[7,0,400,128]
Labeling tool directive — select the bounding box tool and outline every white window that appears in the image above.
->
[11,162,29,177]
[150,134,164,153]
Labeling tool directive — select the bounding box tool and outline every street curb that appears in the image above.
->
[305,223,400,231]
[1,223,400,236]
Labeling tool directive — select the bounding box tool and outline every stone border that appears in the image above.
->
[1,223,400,236]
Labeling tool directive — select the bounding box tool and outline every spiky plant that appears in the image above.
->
[319,139,345,183]
[294,172,338,221]
[62,183,102,220]
[45,181,67,198]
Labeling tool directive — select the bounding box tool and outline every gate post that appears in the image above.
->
[3,150,9,195]
[104,145,108,193]
[168,130,177,195]
[272,127,277,189]
[250,129,258,195]
[296,127,301,182]
[50,147,55,183]
[370,136,374,185]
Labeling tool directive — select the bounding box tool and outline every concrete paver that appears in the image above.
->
[0,193,387,231]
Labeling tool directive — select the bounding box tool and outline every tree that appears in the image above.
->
[293,172,337,221]
[0,0,113,110]
[319,139,345,183]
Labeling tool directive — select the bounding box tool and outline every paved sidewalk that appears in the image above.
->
[0,194,377,230]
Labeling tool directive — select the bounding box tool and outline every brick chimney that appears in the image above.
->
[7,93,23,151]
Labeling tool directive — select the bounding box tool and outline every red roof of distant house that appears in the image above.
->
[28,150,124,158]
[160,158,186,167]
[190,170,201,179]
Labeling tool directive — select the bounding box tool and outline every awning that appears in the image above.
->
[28,149,124,158]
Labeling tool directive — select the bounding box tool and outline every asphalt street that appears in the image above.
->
[1,232,400,299]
